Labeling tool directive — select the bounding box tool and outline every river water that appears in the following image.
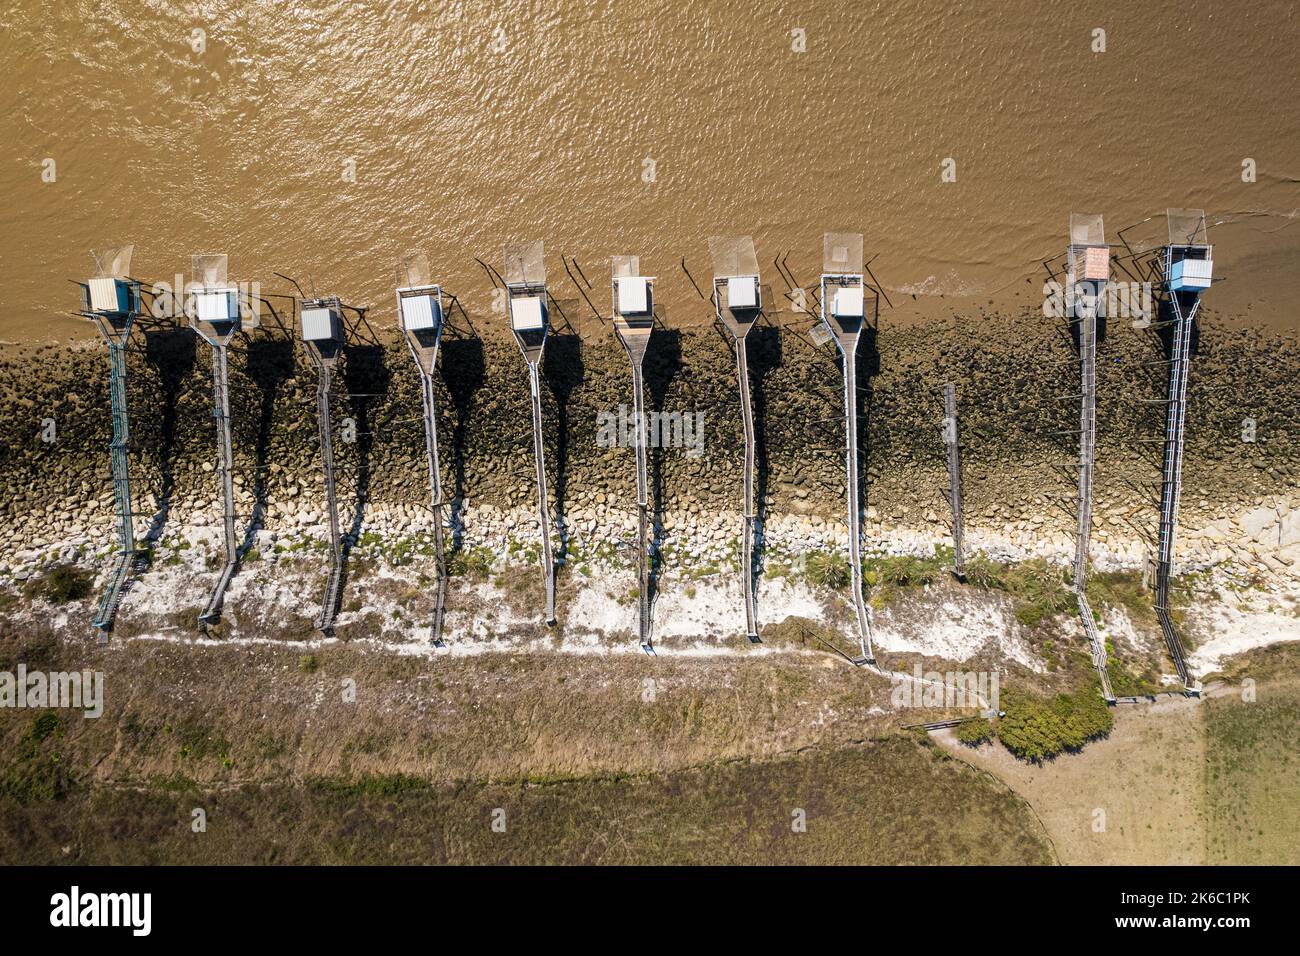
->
[1,0,1296,341]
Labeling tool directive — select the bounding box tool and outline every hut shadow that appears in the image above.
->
[854,321,882,525]
[140,328,197,553]
[644,328,682,616]
[338,345,390,594]
[1156,295,1201,357]
[239,338,294,556]
[542,330,584,567]
[749,324,782,614]
[440,336,486,556]
[1129,295,1201,480]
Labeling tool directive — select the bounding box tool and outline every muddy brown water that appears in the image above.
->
[0,0,1297,344]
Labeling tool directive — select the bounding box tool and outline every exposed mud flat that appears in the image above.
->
[1,305,1295,566]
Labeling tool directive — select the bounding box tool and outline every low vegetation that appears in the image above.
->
[23,565,93,604]
[448,546,493,581]
[863,553,945,608]
[804,551,850,590]
[0,736,1054,865]
[1104,640,1161,698]
[956,717,993,746]
[1086,570,1154,623]
[1204,680,1300,864]
[0,713,71,803]
[994,683,1114,761]
[964,555,1074,629]
[0,621,1059,865]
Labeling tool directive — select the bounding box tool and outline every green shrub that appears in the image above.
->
[1014,602,1050,629]
[449,547,493,581]
[995,684,1114,761]
[308,773,429,798]
[862,554,942,589]
[863,554,946,608]
[298,654,319,673]
[1087,570,1154,622]
[1,713,71,802]
[956,717,993,746]
[963,554,1008,590]
[1106,656,1160,698]
[30,712,63,743]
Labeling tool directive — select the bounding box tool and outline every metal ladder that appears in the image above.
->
[527,362,556,625]
[630,362,652,650]
[1154,291,1199,689]
[314,361,344,634]
[1073,307,1114,702]
[735,342,759,641]
[91,335,137,640]
[199,342,239,624]
[417,367,449,645]
[840,338,875,663]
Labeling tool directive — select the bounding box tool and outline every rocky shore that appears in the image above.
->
[0,302,1296,588]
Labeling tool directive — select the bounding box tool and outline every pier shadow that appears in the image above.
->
[854,322,882,531]
[440,335,486,556]
[1065,316,1112,356]
[140,328,197,551]
[1065,282,1110,351]
[338,345,390,594]
[1156,294,1202,357]
[1129,294,1202,479]
[239,337,294,556]
[542,329,584,567]
[748,323,783,619]
[643,328,683,618]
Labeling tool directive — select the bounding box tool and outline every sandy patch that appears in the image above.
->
[934,696,1208,864]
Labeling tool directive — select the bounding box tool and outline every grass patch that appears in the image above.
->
[863,553,945,607]
[448,546,493,581]
[1104,639,1161,698]
[0,737,1053,865]
[169,722,232,764]
[23,565,93,604]
[307,773,430,798]
[0,713,71,803]
[1087,570,1154,623]
[1204,680,1300,864]
[804,551,850,590]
